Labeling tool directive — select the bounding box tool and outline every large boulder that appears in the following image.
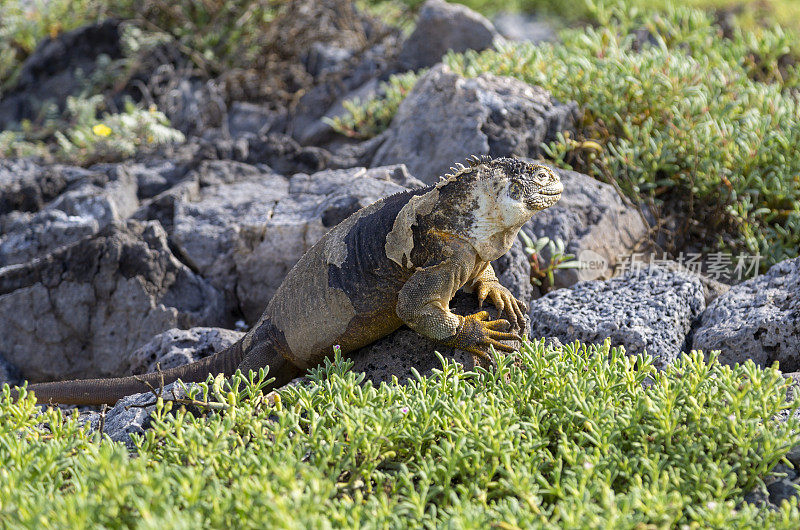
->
[168,162,425,323]
[371,65,579,183]
[528,266,706,370]
[522,165,649,288]
[398,0,501,70]
[0,220,226,382]
[692,257,800,371]
[169,162,288,317]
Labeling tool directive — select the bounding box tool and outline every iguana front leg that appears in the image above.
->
[467,264,527,330]
[396,255,523,361]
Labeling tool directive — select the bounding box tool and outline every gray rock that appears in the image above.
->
[766,478,799,506]
[132,176,201,233]
[742,484,775,510]
[398,0,501,70]
[170,165,290,319]
[193,159,268,187]
[0,171,138,267]
[371,65,578,183]
[102,380,190,449]
[157,77,226,137]
[528,266,706,370]
[786,445,800,470]
[0,20,123,129]
[128,327,244,375]
[93,160,191,200]
[244,133,332,174]
[655,259,731,306]
[294,77,380,146]
[492,12,557,43]
[132,160,273,250]
[305,42,355,78]
[692,258,800,370]
[0,159,103,216]
[291,40,397,147]
[0,220,226,382]
[0,352,22,388]
[226,102,286,138]
[522,166,649,288]
[160,131,357,176]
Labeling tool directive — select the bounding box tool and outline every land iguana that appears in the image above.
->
[15,156,563,405]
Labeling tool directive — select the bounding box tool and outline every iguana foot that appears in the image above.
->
[446,311,523,361]
[474,280,527,329]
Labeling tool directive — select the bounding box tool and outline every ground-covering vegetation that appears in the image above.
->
[336,2,800,269]
[2,341,799,527]
[0,96,184,164]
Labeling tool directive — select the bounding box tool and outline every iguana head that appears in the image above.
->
[422,156,563,261]
[385,156,563,267]
[481,157,563,223]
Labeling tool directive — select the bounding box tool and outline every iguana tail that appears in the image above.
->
[18,339,248,406]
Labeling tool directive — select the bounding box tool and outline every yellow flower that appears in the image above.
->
[92,124,112,137]
[48,23,62,39]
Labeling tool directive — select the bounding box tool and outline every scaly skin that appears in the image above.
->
[16,156,562,405]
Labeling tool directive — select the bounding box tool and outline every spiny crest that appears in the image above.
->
[467,154,493,167]
[436,154,496,187]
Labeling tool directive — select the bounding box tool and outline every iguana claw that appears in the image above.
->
[475,280,527,330]
[446,311,524,359]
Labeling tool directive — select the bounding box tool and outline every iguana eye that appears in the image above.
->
[508,181,523,200]
[533,169,549,186]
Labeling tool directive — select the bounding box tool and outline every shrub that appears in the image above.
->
[326,70,423,138]
[0,0,283,97]
[0,96,184,165]
[2,340,799,527]
[0,0,137,96]
[337,2,800,268]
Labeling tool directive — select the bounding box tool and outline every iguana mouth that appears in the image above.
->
[539,182,564,196]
